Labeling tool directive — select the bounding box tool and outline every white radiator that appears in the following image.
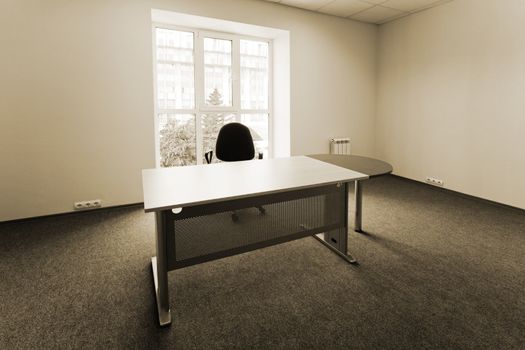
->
[330,138,351,155]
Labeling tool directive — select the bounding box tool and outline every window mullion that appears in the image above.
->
[233,37,241,121]
[196,114,203,165]
[195,31,204,164]
[266,41,272,158]
[195,31,204,111]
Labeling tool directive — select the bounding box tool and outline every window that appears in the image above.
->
[154,26,271,167]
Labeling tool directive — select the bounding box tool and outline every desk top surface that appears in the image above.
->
[142,156,368,212]
[307,154,393,178]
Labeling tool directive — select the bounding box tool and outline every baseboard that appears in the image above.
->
[390,174,525,214]
[3,176,524,224]
[0,203,144,225]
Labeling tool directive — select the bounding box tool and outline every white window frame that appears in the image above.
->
[152,23,273,166]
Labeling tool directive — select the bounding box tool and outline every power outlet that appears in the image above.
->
[425,177,444,187]
[74,199,102,210]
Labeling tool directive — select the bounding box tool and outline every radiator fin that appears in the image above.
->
[330,138,351,155]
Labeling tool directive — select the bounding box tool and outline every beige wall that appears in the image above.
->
[376,0,525,209]
[0,0,377,221]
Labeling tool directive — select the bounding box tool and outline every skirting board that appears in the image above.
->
[2,176,524,224]
[0,203,144,225]
[391,174,525,215]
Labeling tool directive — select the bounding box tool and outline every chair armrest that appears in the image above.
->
[205,151,214,164]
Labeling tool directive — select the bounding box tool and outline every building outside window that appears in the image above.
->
[154,26,272,167]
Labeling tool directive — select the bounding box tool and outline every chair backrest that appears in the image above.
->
[215,122,255,162]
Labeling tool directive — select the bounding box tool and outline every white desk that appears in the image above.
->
[142,156,368,326]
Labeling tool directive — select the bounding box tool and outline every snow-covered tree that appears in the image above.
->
[159,118,196,167]
[202,88,229,163]
[159,88,232,167]
[201,88,235,163]
[206,88,223,106]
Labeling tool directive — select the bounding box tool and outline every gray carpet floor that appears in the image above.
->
[1,175,524,349]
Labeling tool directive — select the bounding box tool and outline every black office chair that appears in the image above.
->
[206,122,265,222]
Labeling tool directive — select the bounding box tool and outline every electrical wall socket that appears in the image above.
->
[425,177,444,187]
[74,199,102,210]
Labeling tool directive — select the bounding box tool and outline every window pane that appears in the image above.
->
[201,113,236,163]
[240,40,269,110]
[158,114,196,167]
[204,38,232,107]
[241,114,269,159]
[156,28,194,109]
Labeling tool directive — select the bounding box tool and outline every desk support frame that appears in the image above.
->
[150,182,357,327]
[152,211,171,326]
[306,154,393,234]
[354,180,363,233]
[313,182,357,264]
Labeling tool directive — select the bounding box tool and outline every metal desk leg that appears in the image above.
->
[313,233,357,264]
[313,182,358,264]
[152,211,171,326]
[354,180,363,233]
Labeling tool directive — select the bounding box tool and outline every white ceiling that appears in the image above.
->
[260,0,454,24]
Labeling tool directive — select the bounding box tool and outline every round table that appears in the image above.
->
[307,154,393,233]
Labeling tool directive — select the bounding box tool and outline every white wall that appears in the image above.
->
[0,0,377,221]
[376,0,525,209]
